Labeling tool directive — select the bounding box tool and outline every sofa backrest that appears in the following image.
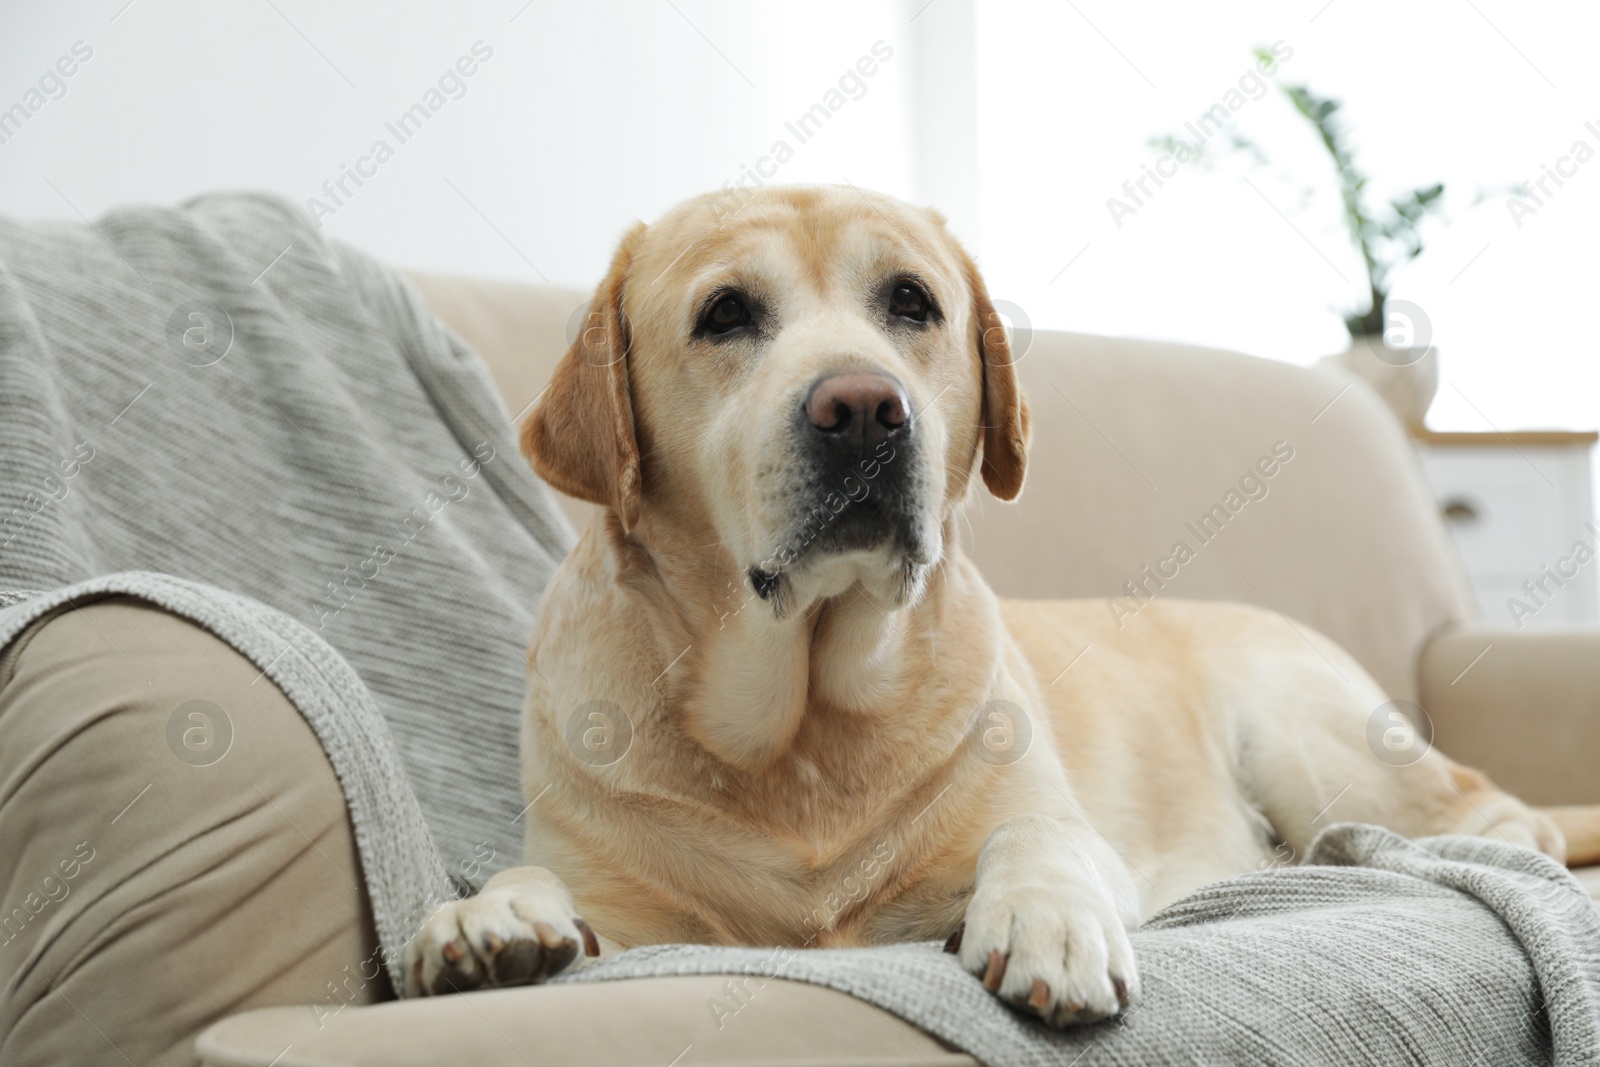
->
[405,271,1476,700]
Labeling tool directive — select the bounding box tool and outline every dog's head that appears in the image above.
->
[524,185,1029,616]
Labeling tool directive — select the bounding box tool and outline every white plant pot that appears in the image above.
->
[1317,335,1439,431]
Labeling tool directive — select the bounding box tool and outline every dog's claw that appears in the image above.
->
[1028,979,1051,1010]
[943,922,965,955]
[575,917,601,957]
[982,949,1008,992]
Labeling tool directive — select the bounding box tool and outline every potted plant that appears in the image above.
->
[1155,56,1449,428]
[1277,77,1443,429]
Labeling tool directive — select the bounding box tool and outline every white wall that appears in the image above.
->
[0,0,929,288]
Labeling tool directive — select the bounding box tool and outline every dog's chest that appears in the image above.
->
[765,834,903,945]
[666,791,971,947]
[570,772,955,945]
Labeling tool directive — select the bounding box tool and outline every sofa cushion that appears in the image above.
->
[959,331,1476,701]
[196,976,976,1067]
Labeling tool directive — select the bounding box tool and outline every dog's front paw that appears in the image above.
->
[404,867,600,997]
[951,878,1138,1026]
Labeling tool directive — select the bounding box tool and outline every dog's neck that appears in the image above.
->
[610,512,991,774]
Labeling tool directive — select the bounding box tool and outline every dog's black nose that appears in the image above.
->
[804,372,910,452]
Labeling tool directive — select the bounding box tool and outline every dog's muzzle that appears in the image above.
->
[797,371,916,550]
[747,370,924,604]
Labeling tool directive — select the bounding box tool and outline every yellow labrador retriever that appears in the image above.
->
[406,185,1600,1025]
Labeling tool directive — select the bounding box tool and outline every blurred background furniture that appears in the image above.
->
[1414,429,1598,627]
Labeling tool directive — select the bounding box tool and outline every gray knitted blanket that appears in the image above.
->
[561,826,1600,1066]
[3,196,1597,1065]
[0,194,573,990]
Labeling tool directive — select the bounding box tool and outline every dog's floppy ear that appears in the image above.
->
[522,223,646,530]
[957,248,1031,501]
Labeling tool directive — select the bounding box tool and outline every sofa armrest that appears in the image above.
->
[1418,625,1600,805]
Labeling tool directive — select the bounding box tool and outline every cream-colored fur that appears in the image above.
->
[405,186,1584,1026]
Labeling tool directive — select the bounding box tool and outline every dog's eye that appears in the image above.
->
[889,282,929,322]
[704,293,751,334]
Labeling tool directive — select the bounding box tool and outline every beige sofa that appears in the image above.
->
[188,272,1600,1065]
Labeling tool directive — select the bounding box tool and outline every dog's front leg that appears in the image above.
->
[404,866,603,997]
[953,813,1140,1026]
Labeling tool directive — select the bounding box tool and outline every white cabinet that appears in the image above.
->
[1415,432,1598,628]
